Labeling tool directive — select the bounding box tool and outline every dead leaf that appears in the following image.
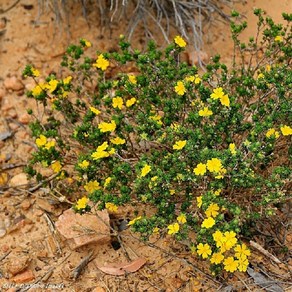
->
[55,209,110,249]
[247,267,283,292]
[97,258,146,276]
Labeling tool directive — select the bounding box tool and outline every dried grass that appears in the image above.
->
[37,0,235,51]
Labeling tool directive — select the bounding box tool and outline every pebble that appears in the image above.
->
[6,256,30,275]
[4,76,24,91]
[21,199,31,210]
[12,269,35,283]
[18,113,31,124]
[9,173,28,188]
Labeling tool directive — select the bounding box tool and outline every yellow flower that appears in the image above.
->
[223,257,238,272]
[97,142,109,151]
[177,213,187,224]
[91,150,109,160]
[150,114,163,125]
[140,164,151,177]
[280,125,292,136]
[210,252,224,264]
[196,196,203,208]
[193,163,207,176]
[257,73,264,79]
[76,196,89,210]
[205,203,220,218]
[197,243,212,259]
[84,180,101,193]
[110,137,126,145]
[105,202,118,213]
[104,177,112,188]
[45,140,55,150]
[63,76,72,84]
[201,217,215,229]
[51,161,62,173]
[31,68,40,77]
[220,94,230,107]
[223,231,238,250]
[174,81,186,95]
[36,134,47,147]
[237,256,249,272]
[90,106,101,115]
[199,107,213,117]
[126,97,137,107]
[112,96,124,110]
[167,222,180,235]
[207,158,222,173]
[215,167,227,179]
[174,35,187,48]
[214,189,222,196]
[46,79,58,93]
[274,35,283,42]
[173,140,187,150]
[98,120,116,132]
[108,148,115,155]
[93,54,109,71]
[78,160,89,169]
[128,74,137,84]
[211,87,224,100]
[169,189,175,195]
[32,84,44,97]
[194,74,201,84]
[82,39,91,47]
[128,216,142,226]
[153,227,160,233]
[185,76,195,82]
[234,243,251,259]
[266,64,271,72]
[229,143,236,155]
[266,128,280,138]
[212,230,224,243]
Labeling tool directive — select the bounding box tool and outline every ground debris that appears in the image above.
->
[247,267,283,292]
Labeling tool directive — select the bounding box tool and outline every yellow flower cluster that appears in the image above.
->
[210,87,230,107]
[35,134,56,150]
[105,202,118,213]
[193,158,226,179]
[140,164,151,177]
[197,229,251,272]
[167,213,187,235]
[91,142,115,160]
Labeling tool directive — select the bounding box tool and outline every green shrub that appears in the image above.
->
[23,10,291,275]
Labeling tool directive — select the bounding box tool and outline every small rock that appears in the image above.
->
[4,76,24,91]
[12,269,35,283]
[9,173,28,188]
[55,209,111,250]
[0,228,6,238]
[34,209,44,217]
[18,113,30,124]
[21,199,31,210]
[1,244,10,253]
[7,256,31,276]
[36,198,55,213]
